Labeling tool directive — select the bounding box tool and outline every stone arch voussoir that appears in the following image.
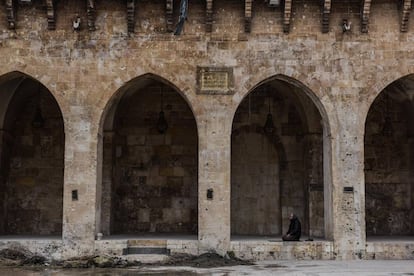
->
[98,72,198,135]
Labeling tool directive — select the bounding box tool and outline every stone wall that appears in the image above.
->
[0,0,413,260]
[103,82,198,234]
[365,86,413,236]
[1,79,64,235]
[0,130,11,234]
[231,83,323,237]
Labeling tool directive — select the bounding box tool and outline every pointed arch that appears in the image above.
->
[99,73,197,133]
[364,74,414,238]
[0,71,65,236]
[233,74,331,136]
[97,73,199,237]
[231,74,333,240]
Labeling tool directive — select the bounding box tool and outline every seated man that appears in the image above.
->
[282,213,301,241]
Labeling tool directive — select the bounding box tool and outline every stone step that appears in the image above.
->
[127,239,167,247]
[123,247,170,255]
[123,254,170,263]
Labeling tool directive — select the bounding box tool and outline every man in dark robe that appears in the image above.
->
[282,213,301,241]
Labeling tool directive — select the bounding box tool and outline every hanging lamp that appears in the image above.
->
[263,87,276,135]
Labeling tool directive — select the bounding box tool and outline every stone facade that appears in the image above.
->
[0,0,413,261]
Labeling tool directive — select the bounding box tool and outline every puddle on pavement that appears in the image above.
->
[0,267,201,276]
[263,264,286,268]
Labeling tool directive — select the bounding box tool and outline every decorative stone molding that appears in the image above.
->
[196,67,234,95]
[245,0,252,33]
[166,0,173,32]
[322,0,331,33]
[45,0,55,30]
[87,0,96,31]
[127,0,135,33]
[206,0,213,32]
[400,0,411,32]
[283,0,292,33]
[6,0,16,30]
[361,0,372,33]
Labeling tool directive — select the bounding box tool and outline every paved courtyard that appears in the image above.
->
[1,260,414,275]
[142,260,414,275]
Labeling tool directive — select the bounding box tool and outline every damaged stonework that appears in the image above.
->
[0,240,63,261]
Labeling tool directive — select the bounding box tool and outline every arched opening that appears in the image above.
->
[365,75,414,239]
[100,74,198,237]
[0,72,64,236]
[231,77,325,240]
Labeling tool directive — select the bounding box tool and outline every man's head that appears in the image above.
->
[289,213,296,220]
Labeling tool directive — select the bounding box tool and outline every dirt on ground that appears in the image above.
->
[157,252,254,268]
[0,248,253,269]
[0,249,47,266]
[0,250,140,269]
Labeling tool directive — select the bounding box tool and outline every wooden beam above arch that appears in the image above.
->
[166,0,173,32]
[127,0,136,33]
[283,0,292,33]
[6,0,16,30]
[361,0,372,33]
[400,0,412,32]
[87,0,96,31]
[245,0,253,33]
[321,0,331,33]
[206,0,213,32]
[45,0,55,30]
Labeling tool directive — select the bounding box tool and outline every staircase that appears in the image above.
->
[122,239,171,263]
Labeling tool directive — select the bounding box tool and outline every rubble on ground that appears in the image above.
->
[0,248,253,269]
[157,252,254,268]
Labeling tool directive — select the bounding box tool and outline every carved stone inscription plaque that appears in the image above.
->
[201,71,228,90]
[197,67,234,95]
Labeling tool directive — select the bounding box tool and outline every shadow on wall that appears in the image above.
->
[100,76,198,236]
[0,72,64,236]
[365,76,414,236]
[231,79,324,238]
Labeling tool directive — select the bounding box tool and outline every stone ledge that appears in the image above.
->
[230,240,334,260]
[0,239,63,260]
[366,241,414,260]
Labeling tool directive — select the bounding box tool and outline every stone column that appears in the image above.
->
[198,100,232,255]
[331,102,366,259]
[62,106,98,258]
[304,133,324,238]
[100,131,115,236]
[409,137,414,234]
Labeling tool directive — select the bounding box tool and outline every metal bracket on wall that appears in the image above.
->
[343,186,354,193]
